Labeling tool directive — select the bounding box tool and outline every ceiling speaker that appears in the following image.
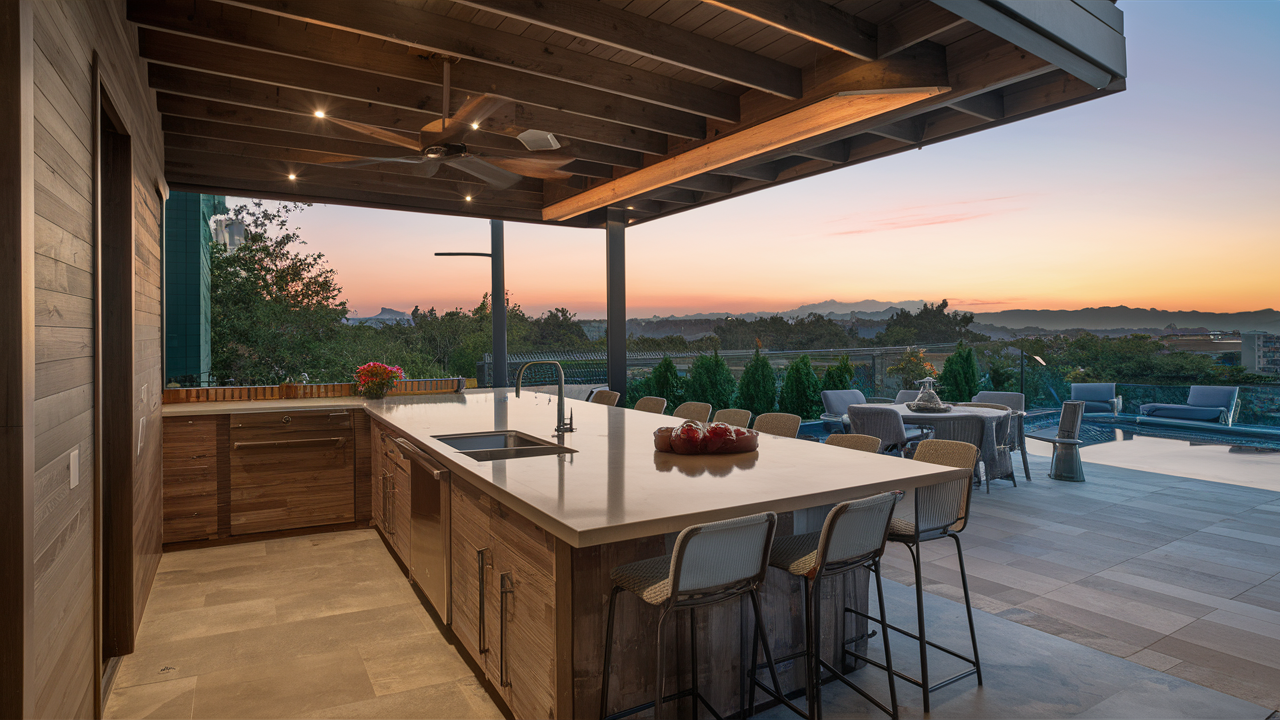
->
[517,129,561,152]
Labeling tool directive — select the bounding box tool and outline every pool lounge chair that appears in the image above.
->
[1070,383,1122,415]
[1138,386,1240,426]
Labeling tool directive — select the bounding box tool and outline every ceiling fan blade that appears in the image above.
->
[421,95,510,147]
[317,155,426,168]
[443,154,522,190]
[485,156,573,180]
[326,116,422,152]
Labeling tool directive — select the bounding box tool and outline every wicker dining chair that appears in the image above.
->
[824,433,882,453]
[885,439,983,713]
[591,389,621,407]
[973,391,1030,482]
[713,408,752,427]
[754,412,801,438]
[919,414,985,485]
[847,405,912,455]
[894,390,920,404]
[672,402,712,423]
[633,396,667,414]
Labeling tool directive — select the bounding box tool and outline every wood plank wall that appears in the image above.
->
[21,0,165,716]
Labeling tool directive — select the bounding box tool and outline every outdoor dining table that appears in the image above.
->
[849,403,1012,478]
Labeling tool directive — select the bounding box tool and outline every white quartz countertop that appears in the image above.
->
[164,390,968,548]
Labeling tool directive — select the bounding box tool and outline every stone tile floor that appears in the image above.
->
[107,451,1280,718]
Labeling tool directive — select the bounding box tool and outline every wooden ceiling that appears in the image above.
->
[129,0,1126,227]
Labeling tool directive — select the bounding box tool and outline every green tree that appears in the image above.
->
[886,347,937,390]
[873,300,990,347]
[821,355,856,392]
[737,349,777,416]
[937,342,980,402]
[684,352,737,413]
[526,307,591,350]
[210,201,349,384]
[650,356,684,410]
[778,355,823,419]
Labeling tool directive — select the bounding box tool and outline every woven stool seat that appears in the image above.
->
[609,555,673,605]
[887,517,916,540]
[768,532,821,577]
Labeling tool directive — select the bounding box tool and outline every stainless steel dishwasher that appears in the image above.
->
[393,438,451,622]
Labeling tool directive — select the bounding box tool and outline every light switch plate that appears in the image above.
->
[69,448,79,489]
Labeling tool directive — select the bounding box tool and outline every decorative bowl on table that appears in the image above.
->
[654,420,759,455]
[906,377,951,413]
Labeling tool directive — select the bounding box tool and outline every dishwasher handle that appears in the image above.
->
[393,437,449,479]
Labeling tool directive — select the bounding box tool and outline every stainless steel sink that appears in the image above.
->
[432,430,577,462]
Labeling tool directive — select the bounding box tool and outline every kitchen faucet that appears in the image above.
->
[514,361,575,433]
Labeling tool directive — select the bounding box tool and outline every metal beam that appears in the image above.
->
[606,208,626,395]
[491,220,507,388]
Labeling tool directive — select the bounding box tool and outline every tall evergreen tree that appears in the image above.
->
[778,355,823,419]
[684,352,737,413]
[737,349,778,416]
[650,356,684,411]
[937,342,981,402]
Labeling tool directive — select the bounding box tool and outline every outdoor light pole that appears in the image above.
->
[434,219,508,387]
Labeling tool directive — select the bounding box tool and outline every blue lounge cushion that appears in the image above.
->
[1137,404,1224,422]
[1186,385,1238,410]
[1071,383,1117,413]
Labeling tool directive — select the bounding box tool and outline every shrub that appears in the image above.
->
[684,351,736,413]
[887,347,936,390]
[625,370,655,409]
[737,349,778,416]
[938,342,980,402]
[650,356,684,411]
[778,355,823,419]
[821,355,855,392]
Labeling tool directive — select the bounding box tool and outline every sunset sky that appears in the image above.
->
[246,1,1280,320]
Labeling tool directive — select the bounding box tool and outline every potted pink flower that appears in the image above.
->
[354,362,404,399]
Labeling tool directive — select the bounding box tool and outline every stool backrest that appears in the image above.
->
[824,433,881,453]
[1058,401,1085,441]
[634,396,667,414]
[847,405,907,453]
[973,391,1025,413]
[590,389,621,406]
[673,401,712,423]
[670,512,777,598]
[817,492,901,573]
[754,412,801,438]
[713,408,752,427]
[912,439,979,535]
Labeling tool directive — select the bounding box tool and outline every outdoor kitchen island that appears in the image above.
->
[368,390,969,720]
[162,390,970,719]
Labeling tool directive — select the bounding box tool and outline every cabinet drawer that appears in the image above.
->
[229,423,354,535]
[163,416,219,543]
[231,409,353,437]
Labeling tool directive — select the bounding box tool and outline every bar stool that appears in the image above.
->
[749,492,903,719]
[600,512,779,720]
[885,439,982,712]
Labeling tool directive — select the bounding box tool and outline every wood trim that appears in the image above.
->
[542,89,944,221]
[0,2,36,716]
[98,86,136,659]
[702,0,877,61]
[162,519,369,553]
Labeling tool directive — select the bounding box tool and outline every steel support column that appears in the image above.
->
[491,219,508,388]
[606,209,626,395]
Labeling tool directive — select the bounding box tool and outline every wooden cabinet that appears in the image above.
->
[161,415,219,543]
[229,410,355,535]
[450,477,561,718]
[370,421,412,562]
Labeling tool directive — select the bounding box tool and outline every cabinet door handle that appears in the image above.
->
[477,548,490,654]
[499,572,513,688]
[233,437,347,450]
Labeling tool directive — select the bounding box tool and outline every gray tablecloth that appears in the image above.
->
[884,405,1011,478]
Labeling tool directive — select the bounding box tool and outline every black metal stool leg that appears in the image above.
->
[690,607,700,720]
[654,606,671,720]
[600,586,621,719]
[873,561,899,720]
[810,575,823,720]
[952,534,983,685]
[747,610,760,716]
[910,543,930,713]
[749,589,786,715]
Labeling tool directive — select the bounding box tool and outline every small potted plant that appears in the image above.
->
[354,362,404,399]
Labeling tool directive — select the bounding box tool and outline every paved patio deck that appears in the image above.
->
[884,452,1280,714]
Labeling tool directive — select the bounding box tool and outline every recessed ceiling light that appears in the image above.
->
[464,195,472,202]
[288,174,297,180]
[314,110,325,118]
[626,206,634,210]
[470,122,479,130]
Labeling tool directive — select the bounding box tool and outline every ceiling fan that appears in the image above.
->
[317,59,572,192]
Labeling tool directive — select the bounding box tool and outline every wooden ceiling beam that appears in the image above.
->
[138,29,670,155]
[543,89,944,221]
[126,0,703,139]
[702,0,877,61]
[449,0,801,99]
[877,2,966,58]
[557,160,615,180]
[165,148,546,210]
[155,88,644,169]
[213,0,741,122]
[163,133,547,197]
